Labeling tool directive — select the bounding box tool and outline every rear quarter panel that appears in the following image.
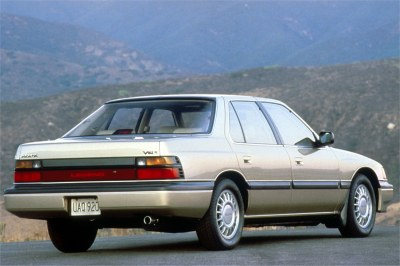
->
[160,137,239,180]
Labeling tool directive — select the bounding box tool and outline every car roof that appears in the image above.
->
[106,94,285,106]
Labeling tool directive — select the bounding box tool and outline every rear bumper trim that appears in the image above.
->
[5,181,214,194]
[4,181,214,219]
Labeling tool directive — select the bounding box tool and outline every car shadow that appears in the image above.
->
[90,229,342,253]
[239,231,341,247]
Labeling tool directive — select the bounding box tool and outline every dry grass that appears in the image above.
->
[0,198,48,242]
[1,197,398,243]
[376,202,400,226]
[0,198,145,242]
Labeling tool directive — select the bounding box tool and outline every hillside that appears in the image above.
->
[2,1,399,73]
[1,59,399,200]
[0,13,180,101]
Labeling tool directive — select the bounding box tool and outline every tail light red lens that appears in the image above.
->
[14,171,41,183]
[14,157,183,183]
[137,168,180,180]
[41,169,136,182]
[14,169,136,183]
[14,168,181,183]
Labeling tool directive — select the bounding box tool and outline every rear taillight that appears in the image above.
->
[137,168,180,180]
[14,171,41,183]
[14,157,183,183]
[135,156,182,180]
[15,160,42,169]
[14,160,42,182]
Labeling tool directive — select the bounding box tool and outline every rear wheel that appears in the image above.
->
[196,179,244,250]
[339,174,376,237]
[47,219,98,253]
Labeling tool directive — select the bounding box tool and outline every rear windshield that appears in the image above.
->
[64,99,215,137]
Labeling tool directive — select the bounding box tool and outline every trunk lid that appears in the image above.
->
[16,137,160,160]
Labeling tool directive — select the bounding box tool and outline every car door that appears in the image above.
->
[261,102,340,213]
[228,101,292,215]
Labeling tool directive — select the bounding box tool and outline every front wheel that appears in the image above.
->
[339,174,376,237]
[196,179,244,250]
[47,219,98,253]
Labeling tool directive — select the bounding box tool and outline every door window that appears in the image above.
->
[229,105,245,143]
[262,103,315,146]
[231,102,277,144]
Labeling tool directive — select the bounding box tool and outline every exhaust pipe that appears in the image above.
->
[143,216,159,226]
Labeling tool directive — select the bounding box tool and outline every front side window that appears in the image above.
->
[262,103,316,146]
[64,99,215,137]
[231,101,277,144]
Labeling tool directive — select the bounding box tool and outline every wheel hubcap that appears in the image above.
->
[354,184,372,228]
[216,190,239,240]
[222,205,234,226]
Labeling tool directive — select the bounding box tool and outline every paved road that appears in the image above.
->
[1,226,399,265]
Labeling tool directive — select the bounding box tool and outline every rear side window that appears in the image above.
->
[229,105,245,143]
[230,101,277,144]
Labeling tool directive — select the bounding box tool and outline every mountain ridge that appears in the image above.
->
[0,13,182,101]
[1,59,398,200]
[2,1,398,73]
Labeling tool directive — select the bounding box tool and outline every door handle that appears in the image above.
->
[243,156,252,164]
[294,157,304,166]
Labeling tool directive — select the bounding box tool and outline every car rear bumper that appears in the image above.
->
[4,181,213,219]
[377,180,394,212]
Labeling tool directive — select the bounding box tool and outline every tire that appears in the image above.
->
[196,179,244,250]
[47,219,98,253]
[339,174,376,237]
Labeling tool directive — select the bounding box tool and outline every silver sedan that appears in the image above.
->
[5,94,393,252]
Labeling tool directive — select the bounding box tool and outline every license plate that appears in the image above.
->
[70,198,101,216]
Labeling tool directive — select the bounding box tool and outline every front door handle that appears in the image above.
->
[294,157,304,166]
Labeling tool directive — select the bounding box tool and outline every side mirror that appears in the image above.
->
[317,131,334,147]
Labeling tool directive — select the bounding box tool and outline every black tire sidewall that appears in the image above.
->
[47,219,97,253]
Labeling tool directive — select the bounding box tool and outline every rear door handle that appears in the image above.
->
[243,156,252,164]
